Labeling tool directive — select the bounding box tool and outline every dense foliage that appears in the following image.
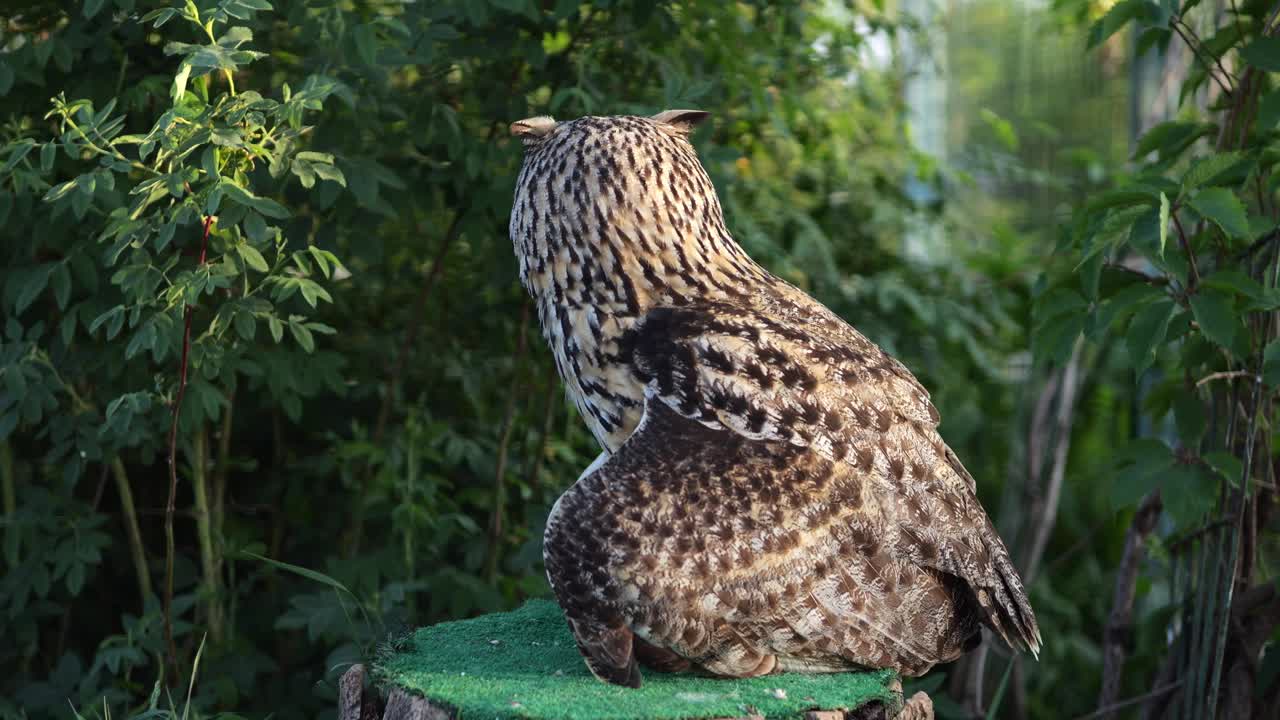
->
[0,1,1033,717]
[5,0,1274,718]
[1032,0,1280,717]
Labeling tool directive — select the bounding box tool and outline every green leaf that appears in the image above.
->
[1084,188,1158,214]
[89,306,125,339]
[1111,438,1173,510]
[51,263,71,310]
[1162,463,1218,528]
[979,108,1018,151]
[1127,298,1175,375]
[234,310,256,341]
[1033,312,1084,365]
[125,318,157,360]
[1264,341,1280,386]
[40,142,55,172]
[1180,151,1246,191]
[267,315,283,343]
[13,264,54,314]
[59,307,77,345]
[44,178,78,202]
[66,562,85,595]
[1240,37,1280,72]
[1188,289,1236,350]
[1,139,35,174]
[83,0,107,19]
[1188,187,1249,239]
[1258,89,1280,131]
[307,246,331,278]
[291,157,316,188]
[201,146,220,179]
[297,279,332,307]
[289,320,315,352]
[1172,391,1206,446]
[353,23,378,65]
[211,127,243,147]
[219,181,290,219]
[1202,269,1264,299]
[1087,0,1158,49]
[1132,121,1214,160]
[244,211,270,242]
[295,151,334,163]
[1203,451,1243,487]
[311,163,346,187]
[172,62,192,102]
[155,220,177,252]
[237,243,270,272]
[1158,192,1169,258]
[239,551,353,595]
[140,7,177,26]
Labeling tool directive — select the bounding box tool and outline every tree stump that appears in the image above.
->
[339,600,933,719]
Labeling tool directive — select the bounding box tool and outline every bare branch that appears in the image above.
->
[1196,371,1260,388]
[164,214,213,683]
[1097,491,1163,718]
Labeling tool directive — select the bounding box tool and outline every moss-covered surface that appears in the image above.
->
[375,600,901,719]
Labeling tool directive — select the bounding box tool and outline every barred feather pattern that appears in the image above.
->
[510,111,1041,687]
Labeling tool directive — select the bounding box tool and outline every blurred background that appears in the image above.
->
[3,0,1277,718]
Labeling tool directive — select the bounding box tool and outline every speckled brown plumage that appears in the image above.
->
[508,110,1041,688]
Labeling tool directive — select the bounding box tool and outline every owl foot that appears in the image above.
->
[898,691,934,720]
[702,650,778,678]
[634,637,692,673]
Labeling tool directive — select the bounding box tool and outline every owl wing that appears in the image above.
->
[620,299,1041,656]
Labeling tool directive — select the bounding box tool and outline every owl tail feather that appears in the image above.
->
[980,549,1043,658]
[567,616,643,688]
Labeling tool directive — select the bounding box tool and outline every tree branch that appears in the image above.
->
[111,457,152,610]
[1097,490,1163,718]
[483,299,532,581]
[164,213,213,682]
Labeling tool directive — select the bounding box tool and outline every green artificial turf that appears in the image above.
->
[375,599,901,719]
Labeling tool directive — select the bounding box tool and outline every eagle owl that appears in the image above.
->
[508,110,1040,687]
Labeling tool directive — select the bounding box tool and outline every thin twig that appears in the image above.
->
[1196,370,1259,388]
[525,366,562,492]
[1104,262,1169,285]
[1168,518,1230,554]
[1077,682,1184,720]
[483,300,532,581]
[1170,212,1201,290]
[164,214,213,683]
[111,457,152,610]
[1025,339,1084,584]
[1234,230,1279,262]
[1169,20,1233,97]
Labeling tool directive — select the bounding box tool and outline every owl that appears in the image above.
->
[507,110,1039,687]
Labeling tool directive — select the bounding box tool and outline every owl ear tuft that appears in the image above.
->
[651,109,710,135]
[510,116,558,143]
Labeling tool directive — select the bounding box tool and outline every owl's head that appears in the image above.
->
[508,110,760,309]
[510,109,708,148]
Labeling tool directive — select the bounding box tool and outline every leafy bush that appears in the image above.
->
[5,1,1036,717]
[1035,1,1280,716]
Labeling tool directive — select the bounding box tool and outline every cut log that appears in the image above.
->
[342,600,931,719]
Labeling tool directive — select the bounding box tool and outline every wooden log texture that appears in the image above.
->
[339,664,366,720]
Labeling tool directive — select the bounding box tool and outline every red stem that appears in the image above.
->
[163,214,213,682]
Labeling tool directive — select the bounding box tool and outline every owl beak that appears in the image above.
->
[511,116,558,140]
